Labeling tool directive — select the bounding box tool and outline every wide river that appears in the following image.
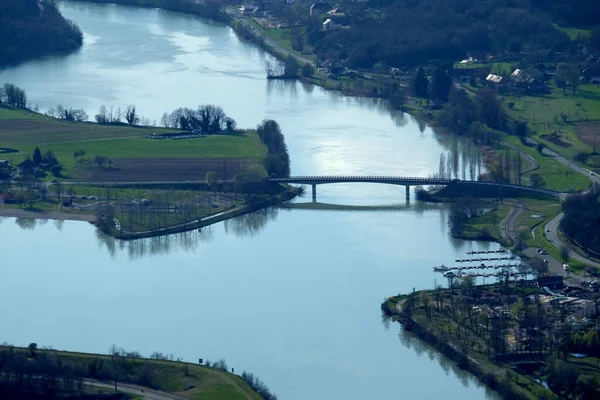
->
[0,2,498,399]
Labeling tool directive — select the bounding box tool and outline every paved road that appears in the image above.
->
[499,200,523,242]
[83,379,185,400]
[225,7,315,66]
[545,213,600,268]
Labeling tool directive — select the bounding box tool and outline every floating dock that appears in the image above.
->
[466,249,506,255]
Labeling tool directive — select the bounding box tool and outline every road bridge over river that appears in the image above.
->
[268,176,560,200]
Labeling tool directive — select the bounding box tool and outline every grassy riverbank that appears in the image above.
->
[0,344,263,400]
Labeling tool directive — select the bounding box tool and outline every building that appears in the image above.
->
[1,192,16,204]
[17,159,36,175]
[510,69,534,85]
[582,64,600,83]
[537,275,564,290]
[322,18,339,30]
[239,4,255,15]
[486,74,503,84]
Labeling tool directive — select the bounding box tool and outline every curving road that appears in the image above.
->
[83,379,185,400]
[544,213,600,269]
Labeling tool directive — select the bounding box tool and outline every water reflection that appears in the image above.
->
[15,217,37,230]
[397,328,500,399]
[223,207,278,238]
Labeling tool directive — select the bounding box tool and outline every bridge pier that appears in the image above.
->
[312,184,317,202]
[405,185,410,201]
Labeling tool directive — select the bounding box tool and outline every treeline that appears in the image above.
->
[160,105,236,132]
[309,0,568,68]
[256,119,290,178]
[531,0,600,27]
[0,0,83,66]
[560,187,600,255]
[241,371,278,400]
[0,83,27,108]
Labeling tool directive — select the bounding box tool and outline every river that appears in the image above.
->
[0,2,498,399]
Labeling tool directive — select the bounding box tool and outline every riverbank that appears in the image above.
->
[0,344,264,400]
[381,288,587,400]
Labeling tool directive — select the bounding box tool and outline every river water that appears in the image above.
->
[0,2,498,399]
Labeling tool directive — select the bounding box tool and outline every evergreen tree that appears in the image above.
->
[412,67,428,98]
[431,64,453,101]
[32,147,42,165]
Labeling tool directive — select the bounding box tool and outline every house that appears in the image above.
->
[239,4,255,15]
[322,18,339,30]
[486,74,503,84]
[310,2,332,16]
[582,64,600,83]
[2,192,16,204]
[510,69,534,85]
[320,58,344,75]
[537,275,564,290]
[17,159,36,175]
[326,7,344,16]
[581,45,600,58]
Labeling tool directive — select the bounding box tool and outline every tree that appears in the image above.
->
[556,63,580,95]
[530,256,548,277]
[125,105,140,126]
[530,173,545,188]
[28,343,38,358]
[32,148,42,165]
[93,155,108,168]
[95,105,109,124]
[476,89,505,130]
[2,83,27,108]
[284,55,300,77]
[301,63,315,77]
[559,245,570,264]
[205,171,215,188]
[412,67,428,98]
[431,64,453,101]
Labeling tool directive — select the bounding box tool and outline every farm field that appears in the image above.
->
[0,105,266,181]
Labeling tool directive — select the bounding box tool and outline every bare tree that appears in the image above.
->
[125,105,140,126]
[560,245,570,264]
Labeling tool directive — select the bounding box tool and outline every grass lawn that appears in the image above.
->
[0,105,48,120]
[505,83,600,158]
[12,134,264,175]
[463,202,511,241]
[505,136,591,192]
[554,24,592,40]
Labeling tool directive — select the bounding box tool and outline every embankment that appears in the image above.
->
[112,186,300,240]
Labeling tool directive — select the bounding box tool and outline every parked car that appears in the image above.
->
[210,203,218,208]
[541,250,548,255]
[563,264,570,271]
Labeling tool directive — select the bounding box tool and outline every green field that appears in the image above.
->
[505,83,600,158]
[0,105,266,179]
[554,24,592,40]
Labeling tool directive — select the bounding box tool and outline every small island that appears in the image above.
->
[0,0,83,66]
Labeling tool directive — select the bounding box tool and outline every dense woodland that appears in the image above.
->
[560,188,600,256]
[288,0,600,69]
[0,0,83,66]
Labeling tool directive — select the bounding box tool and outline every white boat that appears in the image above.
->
[433,264,450,272]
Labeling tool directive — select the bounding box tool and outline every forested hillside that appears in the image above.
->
[308,0,579,68]
[0,0,83,66]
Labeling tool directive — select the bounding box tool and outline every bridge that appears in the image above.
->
[268,176,561,200]
[268,176,458,199]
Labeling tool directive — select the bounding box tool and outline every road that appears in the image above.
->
[83,379,185,400]
[499,200,524,242]
[224,7,316,66]
[545,213,600,268]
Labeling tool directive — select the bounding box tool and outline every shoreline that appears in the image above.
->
[0,207,97,223]
[0,188,300,239]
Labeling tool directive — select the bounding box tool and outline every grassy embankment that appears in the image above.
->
[0,345,262,400]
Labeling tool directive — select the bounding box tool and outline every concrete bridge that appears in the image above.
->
[268,176,561,200]
[269,176,459,199]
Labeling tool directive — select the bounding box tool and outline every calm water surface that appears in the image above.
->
[0,2,497,399]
